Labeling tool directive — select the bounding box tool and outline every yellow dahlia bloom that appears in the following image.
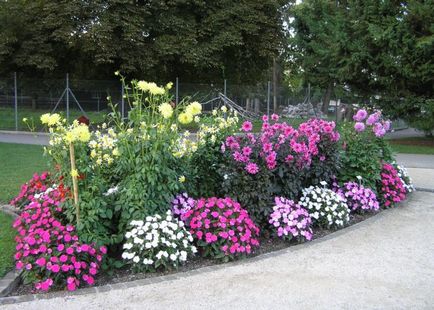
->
[40,113,51,125]
[186,101,202,116]
[178,112,193,125]
[158,103,174,119]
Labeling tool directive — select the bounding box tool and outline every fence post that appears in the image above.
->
[267,81,271,117]
[14,72,18,131]
[224,79,227,96]
[121,82,125,120]
[175,77,179,105]
[66,73,70,122]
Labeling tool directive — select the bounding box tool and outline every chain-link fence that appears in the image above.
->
[0,73,407,131]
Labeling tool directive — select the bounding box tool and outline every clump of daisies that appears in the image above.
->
[395,164,415,193]
[299,182,350,229]
[122,211,197,272]
[269,197,313,241]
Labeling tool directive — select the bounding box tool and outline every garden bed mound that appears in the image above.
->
[8,210,378,297]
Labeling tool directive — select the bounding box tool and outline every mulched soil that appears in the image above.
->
[9,210,378,297]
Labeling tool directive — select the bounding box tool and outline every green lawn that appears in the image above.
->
[0,212,16,277]
[0,143,48,203]
[0,107,107,131]
[389,137,434,155]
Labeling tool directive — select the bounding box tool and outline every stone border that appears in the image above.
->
[0,200,400,306]
[415,187,434,193]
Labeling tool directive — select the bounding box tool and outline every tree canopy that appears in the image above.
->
[0,0,285,83]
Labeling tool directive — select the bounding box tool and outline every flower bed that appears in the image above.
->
[6,78,415,295]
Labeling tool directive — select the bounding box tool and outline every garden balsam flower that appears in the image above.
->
[337,181,380,212]
[183,197,260,261]
[269,197,313,241]
[122,211,197,272]
[299,185,350,229]
[379,163,407,207]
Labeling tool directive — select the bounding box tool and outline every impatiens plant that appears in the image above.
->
[299,184,350,229]
[336,180,380,212]
[13,187,106,292]
[395,164,415,193]
[122,211,197,272]
[171,193,196,221]
[10,172,54,210]
[269,197,313,241]
[378,163,407,207]
[183,197,260,261]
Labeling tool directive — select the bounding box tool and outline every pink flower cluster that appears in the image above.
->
[10,172,52,209]
[171,193,196,221]
[337,181,380,212]
[183,197,260,260]
[353,109,391,137]
[224,116,339,174]
[12,180,106,292]
[379,163,407,207]
[269,197,313,241]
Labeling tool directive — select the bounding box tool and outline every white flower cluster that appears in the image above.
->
[33,185,57,200]
[197,107,239,145]
[122,211,197,271]
[396,164,415,193]
[88,127,120,166]
[299,185,350,228]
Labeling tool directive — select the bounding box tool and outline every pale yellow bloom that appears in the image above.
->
[71,169,79,178]
[166,82,173,90]
[40,113,51,125]
[90,150,97,158]
[114,70,120,76]
[178,175,186,183]
[158,103,174,119]
[194,116,200,123]
[112,148,120,156]
[47,113,61,126]
[178,112,193,125]
[212,109,218,116]
[96,158,103,165]
[186,101,202,116]
[22,117,28,122]
[221,106,228,113]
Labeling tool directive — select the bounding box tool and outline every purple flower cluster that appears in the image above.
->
[338,181,380,212]
[352,109,391,137]
[171,193,196,221]
[269,197,313,241]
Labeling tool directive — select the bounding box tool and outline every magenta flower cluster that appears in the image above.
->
[10,172,52,209]
[12,179,106,292]
[353,109,391,137]
[338,181,380,212]
[171,192,196,221]
[379,163,407,207]
[183,197,260,260]
[269,197,313,241]
[223,116,339,174]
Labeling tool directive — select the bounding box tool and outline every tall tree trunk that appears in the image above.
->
[321,82,333,114]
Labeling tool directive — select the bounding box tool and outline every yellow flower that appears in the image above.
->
[74,125,91,142]
[166,82,173,90]
[112,148,120,156]
[178,175,186,183]
[194,116,200,123]
[96,158,102,165]
[47,113,61,126]
[64,131,75,143]
[90,150,97,158]
[114,70,120,76]
[71,169,79,178]
[186,101,202,116]
[178,112,193,125]
[212,109,218,116]
[137,81,165,95]
[137,81,150,92]
[221,106,228,113]
[22,117,28,122]
[158,103,174,119]
[40,113,51,125]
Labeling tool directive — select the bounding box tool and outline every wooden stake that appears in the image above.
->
[69,142,80,226]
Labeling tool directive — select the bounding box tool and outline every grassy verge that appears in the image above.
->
[0,107,107,131]
[0,143,47,203]
[0,212,16,277]
[389,137,434,155]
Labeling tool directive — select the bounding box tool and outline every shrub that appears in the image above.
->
[378,163,406,207]
[13,188,106,292]
[171,193,196,221]
[299,184,350,229]
[122,211,197,272]
[336,180,379,212]
[269,197,313,241]
[183,197,260,262]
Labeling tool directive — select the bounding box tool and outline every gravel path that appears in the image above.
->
[4,191,434,310]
